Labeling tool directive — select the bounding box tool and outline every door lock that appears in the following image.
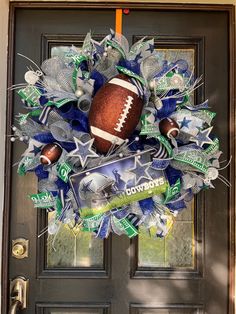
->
[9,276,28,313]
[12,238,29,259]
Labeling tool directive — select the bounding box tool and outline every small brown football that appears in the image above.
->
[159,117,180,139]
[89,74,144,153]
[40,143,62,165]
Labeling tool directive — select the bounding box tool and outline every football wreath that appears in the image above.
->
[11,30,230,240]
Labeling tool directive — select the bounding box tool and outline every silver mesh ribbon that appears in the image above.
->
[41,57,65,78]
[56,68,74,93]
[50,121,73,142]
[141,55,162,83]
[38,178,58,193]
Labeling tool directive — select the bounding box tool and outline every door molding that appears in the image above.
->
[3,2,235,313]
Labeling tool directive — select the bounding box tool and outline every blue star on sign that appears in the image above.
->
[190,126,214,147]
[128,157,152,185]
[67,137,98,167]
[81,179,93,194]
[180,117,192,129]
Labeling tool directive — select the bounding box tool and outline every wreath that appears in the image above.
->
[11,31,228,239]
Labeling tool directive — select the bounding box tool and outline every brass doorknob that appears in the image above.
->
[12,239,28,259]
[12,244,25,257]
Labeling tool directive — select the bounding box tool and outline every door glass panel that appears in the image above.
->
[138,202,194,268]
[47,221,103,268]
[138,48,195,269]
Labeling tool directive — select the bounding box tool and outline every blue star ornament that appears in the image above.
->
[128,157,152,185]
[23,139,43,157]
[180,117,192,129]
[67,137,98,167]
[190,126,214,147]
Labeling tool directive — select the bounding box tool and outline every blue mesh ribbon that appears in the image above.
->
[156,96,177,119]
[96,215,111,239]
[152,158,171,170]
[35,165,49,180]
[165,165,183,186]
[166,198,186,212]
[33,132,55,143]
[139,198,155,215]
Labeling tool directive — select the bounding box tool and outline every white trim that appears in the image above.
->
[167,128,179,138]
[109,78,139,96]
[90,126,125,145]
[39,155,51,165]
[0,0,9,308]
[114,95,133,132]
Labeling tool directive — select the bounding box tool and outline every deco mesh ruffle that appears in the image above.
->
[11,30,228,239]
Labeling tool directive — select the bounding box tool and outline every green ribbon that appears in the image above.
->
[55,197,63,219]
[82,213,138,238]
[17,110,42,125]
[18,86,42,107]
[30,109,42,117]
[177,95,190,108]
[56,162,72,183]
[164,178,181,204]
[140,116,173,158]
[18,156,39,175]
[113,216,138,238]
[192,110,216,125]
[82,213,104,232]
[106,39,126,58]
[155,73,187,93]
[140,114,159,136]
[156,135,173,158]
[155,76,171,92]
[204,138,220,156]
[17,163,26,176]
[71,55,88,67]
[173,150,210,174]
[17,113,30,125]
[116,66,145,85]
[71,55,88,90]
[29,192,56,208]
[47,98,71,108]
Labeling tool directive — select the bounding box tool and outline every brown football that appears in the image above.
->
[159,117,180,139]
[40,143,62,165]
[89,74,144,153]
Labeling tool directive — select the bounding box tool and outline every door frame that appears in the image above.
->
[2,2,235,313]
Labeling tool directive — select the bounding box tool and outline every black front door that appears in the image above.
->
[4,3,235,314]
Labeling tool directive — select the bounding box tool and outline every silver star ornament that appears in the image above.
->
[190,126,214,147]
[67,137,98,167]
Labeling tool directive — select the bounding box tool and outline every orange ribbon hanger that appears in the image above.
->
[115,9,123,35]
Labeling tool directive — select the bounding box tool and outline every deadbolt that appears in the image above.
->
[12,239,29,259]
